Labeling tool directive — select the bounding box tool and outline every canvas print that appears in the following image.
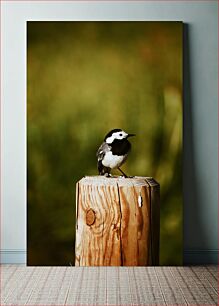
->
[27,21,182,266]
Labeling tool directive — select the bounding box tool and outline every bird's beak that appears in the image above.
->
[127,133,136,138]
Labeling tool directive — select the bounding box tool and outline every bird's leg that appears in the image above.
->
[118,167,128,178]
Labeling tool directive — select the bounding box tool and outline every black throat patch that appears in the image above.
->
[111,139,131,156]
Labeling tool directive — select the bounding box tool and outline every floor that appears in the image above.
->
[1,265,218,305]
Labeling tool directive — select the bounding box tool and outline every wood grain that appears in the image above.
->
[75,176,159,266]
[146,178,160,266]
[117,178,151,266]
[135,176,160,265]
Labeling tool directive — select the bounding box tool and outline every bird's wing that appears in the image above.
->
[96,142,111,161]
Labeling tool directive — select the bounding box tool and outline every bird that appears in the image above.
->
[96,128,135,177]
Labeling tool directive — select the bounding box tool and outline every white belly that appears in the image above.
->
[102,152,126,169]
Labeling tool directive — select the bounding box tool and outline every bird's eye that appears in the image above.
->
[119,133,123,137]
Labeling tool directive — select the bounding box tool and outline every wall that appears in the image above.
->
[1,1,218,264]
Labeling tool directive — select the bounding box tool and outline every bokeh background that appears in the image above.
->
[27,21,182,266]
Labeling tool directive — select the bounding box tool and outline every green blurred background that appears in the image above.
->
[27,21,182,266]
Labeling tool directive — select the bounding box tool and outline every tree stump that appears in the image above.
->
[75,176,160,266]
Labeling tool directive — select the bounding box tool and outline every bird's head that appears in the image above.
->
[104,129,135,144]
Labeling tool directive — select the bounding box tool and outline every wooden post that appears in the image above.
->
[75,176,160,266]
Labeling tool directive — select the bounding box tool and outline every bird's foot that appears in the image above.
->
[104,173,112,178]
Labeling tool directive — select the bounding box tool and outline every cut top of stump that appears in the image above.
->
[78,176,159,188]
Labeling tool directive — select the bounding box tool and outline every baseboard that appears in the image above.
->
[1,249,218,264]
[184,249,218,265]
[0,249,26,264]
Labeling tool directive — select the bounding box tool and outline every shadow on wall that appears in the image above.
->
[183,24,208,263]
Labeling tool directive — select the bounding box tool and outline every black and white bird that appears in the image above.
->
[96,128,135,177]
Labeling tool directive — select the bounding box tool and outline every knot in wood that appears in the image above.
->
[86,208,96,226]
